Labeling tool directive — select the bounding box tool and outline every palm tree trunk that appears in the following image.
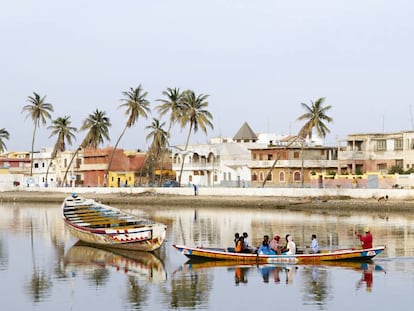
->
[178,124,192,187]
[105,125,127,186]
[158,121,173,186]
[262,136,301,187]
[62,147,80,186]
[30,125,37,177]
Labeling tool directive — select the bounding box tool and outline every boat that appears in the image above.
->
[173,244,386,263]
[64,241,167,282]
[62,194,166,251]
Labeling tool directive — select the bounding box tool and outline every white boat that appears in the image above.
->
[62,194,166,251]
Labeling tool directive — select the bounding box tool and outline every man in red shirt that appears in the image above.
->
[356,227,373,249]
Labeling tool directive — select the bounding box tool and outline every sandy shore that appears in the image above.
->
[1,190,413,212]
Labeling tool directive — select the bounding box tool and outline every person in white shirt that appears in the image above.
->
[310,234,320,253]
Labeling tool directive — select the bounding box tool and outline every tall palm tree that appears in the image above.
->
[45,116,77,185]
[297,97,333,140]
[62,109,111,185]
[145,118,168,185]
[177,90,213,186]
[105,85,150,186]
[0,128,10,154]
[21,92,54,176]
[156,87,184,185]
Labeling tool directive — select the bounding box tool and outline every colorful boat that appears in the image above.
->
[173,244,386,263]
[62,194,166,251]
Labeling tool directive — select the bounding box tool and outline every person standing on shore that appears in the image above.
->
[356,227,373,249]
[193,184,198,196]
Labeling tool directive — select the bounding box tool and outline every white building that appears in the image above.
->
[171,122,288,187]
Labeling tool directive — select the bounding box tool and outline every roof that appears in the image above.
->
[233,122,258,141]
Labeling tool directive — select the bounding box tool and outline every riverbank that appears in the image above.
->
[1,189,414,211]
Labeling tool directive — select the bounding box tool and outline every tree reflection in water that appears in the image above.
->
[301,266,330,308]
[0,237,7,270]
[127,275,150,309]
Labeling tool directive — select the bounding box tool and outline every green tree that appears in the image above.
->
[297,97,333,140]
[46,116,77,185]
[63,109,111,185]
[177,90,213,186]
[21,92,54,176]
[156,87,184,185]
[105,85,150,186]
[145,118,168,185]
[0,128,10,154]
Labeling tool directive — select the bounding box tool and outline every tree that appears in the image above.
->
[105,85,150,186]
[297,97,333,140]
[46,116,77,185]
[145,118,168,185]
[62,109,111,185]
[156,87,184,184]
[177,90,213,186]
[0,128,10,154]
[21,92,54,176]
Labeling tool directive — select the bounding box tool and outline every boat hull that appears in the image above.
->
[173,244,386,263]
[62,195,166,252]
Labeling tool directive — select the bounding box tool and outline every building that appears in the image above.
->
[338,131,414,174]
[249,136,338,188]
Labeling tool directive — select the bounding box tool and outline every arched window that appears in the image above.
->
[252,172,258,181]
[293,171,301,182]
[259,172,264,181]
[266,172,272,181]
[279,171,285,182]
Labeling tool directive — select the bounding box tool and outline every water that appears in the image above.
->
[1,201,414,311]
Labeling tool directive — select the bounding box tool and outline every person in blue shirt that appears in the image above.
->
[310,234,320,253]
[257,235,276,255]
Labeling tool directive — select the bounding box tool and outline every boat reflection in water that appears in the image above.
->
[177,260,384,290]
[64,241,167,283]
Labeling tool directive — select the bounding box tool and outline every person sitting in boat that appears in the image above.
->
[242,232,255,253]
[257,235,276,255]
[235,236,244,252]
[269,234,282,254]
[356,227,373,249]
[306,234,320,254]
[234,232,240,246]
[283,234,296,255]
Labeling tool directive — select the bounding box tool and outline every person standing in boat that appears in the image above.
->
[356,227,373,249]
[310,234,320,253]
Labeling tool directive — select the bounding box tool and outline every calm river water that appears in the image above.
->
[1,201,414,311]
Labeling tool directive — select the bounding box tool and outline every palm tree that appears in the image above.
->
[145,118,168,185]
[177,90,213,186]
[105,85,150,186]
[45,116,77,185]
[0,128,10,154]
[62,109,111,185]
[262,98,333,187]
[297,97,333,140]
[21,92,54,176]
[156,87,184,185]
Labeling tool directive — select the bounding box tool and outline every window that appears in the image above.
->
[279,172,285,182]
[293,171,301,182]
[252,173,257,181]
[267,154,273,160]
[293,151,300,159]
[377,163,387,171]
[259,172,264,181]
[252,153,257,160]
[395,159,403,168]
[395,139,403,150]
[376,140,387,151]
[266,172,272,181]
[34,163,39,168]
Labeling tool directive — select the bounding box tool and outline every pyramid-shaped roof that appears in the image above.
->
[233,122,258,142]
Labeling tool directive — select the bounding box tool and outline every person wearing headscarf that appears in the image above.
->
[269,234,282,254]
[356,227,373,249]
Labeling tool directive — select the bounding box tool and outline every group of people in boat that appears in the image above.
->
[232,226,372,256]
[233,232,319,255]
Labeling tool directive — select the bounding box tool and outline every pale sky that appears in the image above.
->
[1,0,413,152]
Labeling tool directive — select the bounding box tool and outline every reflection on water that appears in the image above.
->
[64,241,167,282]
[1,201,414,310]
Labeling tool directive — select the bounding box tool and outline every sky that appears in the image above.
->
[1,0,414,152]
